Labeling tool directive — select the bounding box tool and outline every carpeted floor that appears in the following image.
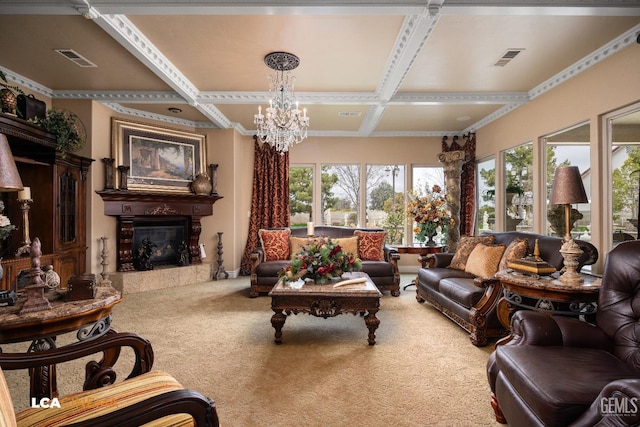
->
[5,274,500,426]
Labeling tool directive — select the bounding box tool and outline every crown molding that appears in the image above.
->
[390,92,530,105]
[53,91,186,103]
[529,23,640,100]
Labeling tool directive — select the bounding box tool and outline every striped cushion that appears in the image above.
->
[16,371,194,427]
[0,369,17,427]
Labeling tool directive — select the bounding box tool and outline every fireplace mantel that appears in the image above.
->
[97,190,223,271]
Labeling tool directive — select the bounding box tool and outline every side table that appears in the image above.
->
[0,285,122,400]
[393,245,445,290]
[495,270,601,330]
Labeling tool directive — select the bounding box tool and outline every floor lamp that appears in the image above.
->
[549,165,588,284]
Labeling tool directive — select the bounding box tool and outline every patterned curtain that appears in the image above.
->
[240,136,290,274]
[442,133,476,236]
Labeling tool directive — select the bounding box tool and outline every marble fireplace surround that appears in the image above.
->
[97,190,222,272]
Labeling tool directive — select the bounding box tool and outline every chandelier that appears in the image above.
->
[254,52,309,153]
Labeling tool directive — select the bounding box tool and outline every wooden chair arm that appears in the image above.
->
[65,389,220,427]
[0,330,154,387]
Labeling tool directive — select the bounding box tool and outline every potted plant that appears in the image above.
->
[0,70,24,115]
[32,108,86,157]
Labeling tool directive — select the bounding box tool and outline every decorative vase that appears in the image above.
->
[191,173,212,195]
[0,89,17,114]
[425,232,437,246]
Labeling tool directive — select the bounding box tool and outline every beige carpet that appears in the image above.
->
[5,274,500,426]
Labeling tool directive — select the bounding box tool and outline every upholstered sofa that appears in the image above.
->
[249,225,400,297]
[487,240,640,427]
[415,231,598,346]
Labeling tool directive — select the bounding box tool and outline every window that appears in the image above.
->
[365,165,405,244]
[609,107,640,247]
[289,166,313,226]
[320,164,361,227]
[543,122,591,240]
[503,143,533,232]
[476,157,496,232]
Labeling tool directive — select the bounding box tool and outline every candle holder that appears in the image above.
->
[103,158,115,190]
[214,232,228,280]
[117,165,130,191]
[15,197,33,257]
[99,236,112,287]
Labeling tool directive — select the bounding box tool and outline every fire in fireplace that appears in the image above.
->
[132,219,187,267]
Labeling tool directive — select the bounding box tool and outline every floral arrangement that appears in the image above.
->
[279,237,362,284]
[406,184,454,245]
[0,202,17,241]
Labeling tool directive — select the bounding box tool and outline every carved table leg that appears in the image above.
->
[496,297,515,330]
[364,310,380,345]
[28,337,57,400]
[271,309,286,344]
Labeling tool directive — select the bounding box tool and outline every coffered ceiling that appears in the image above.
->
[1,1,639,138]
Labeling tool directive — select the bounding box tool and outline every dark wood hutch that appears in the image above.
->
[0,113,93,291]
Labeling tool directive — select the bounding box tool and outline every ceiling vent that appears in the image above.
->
[54,49,97,68]
[493,49,524,67]
[338,111,362,117]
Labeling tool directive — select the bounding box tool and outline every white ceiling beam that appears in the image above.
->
[90,13,231,128]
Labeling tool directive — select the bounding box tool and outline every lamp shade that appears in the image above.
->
[0,133,23,192]
[0,133,23,193]
[549,165,588,205]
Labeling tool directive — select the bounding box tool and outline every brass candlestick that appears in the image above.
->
[15,197,32,257]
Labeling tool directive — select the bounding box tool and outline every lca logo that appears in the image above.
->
[30,397,61,409]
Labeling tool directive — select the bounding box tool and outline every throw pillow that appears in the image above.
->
[499,238,529,271]
[289,236,318,255]
[449,235,496,271]
[464,243,506,279]
[258,228,291,261]
[354,230,386,261]
[334,236,359,256]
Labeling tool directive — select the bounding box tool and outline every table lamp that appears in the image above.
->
[0,134,23,192]
[0,133,23,303]
[549,165,588,284]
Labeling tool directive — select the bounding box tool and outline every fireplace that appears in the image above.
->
[132,218,188,267]
[97,190,223,272]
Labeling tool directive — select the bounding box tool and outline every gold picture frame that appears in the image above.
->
[112,118,206,193]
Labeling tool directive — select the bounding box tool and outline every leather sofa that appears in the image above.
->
[415,231,598,346]
[250,225,400,298]
[487,240,640,427]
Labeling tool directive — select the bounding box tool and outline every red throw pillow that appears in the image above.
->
[354,230,386,261]
[258,228,291,261]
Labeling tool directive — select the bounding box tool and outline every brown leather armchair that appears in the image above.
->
[0,330,219,427]
[487,240,640,427]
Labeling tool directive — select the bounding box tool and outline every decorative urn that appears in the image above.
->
[191,173,212,195]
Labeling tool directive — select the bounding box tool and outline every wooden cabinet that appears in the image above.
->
[0,113,93,291]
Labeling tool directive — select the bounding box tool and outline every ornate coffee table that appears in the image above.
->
[268,272,382,345]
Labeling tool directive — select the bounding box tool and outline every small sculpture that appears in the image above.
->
[134,237,156,271]
[43,265,61,289]
[177,241,190,266]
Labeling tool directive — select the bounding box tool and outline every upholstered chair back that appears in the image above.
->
[0,368,17,427]
[596,240,640,372]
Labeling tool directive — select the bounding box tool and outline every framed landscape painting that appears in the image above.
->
[112,118,207,193]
